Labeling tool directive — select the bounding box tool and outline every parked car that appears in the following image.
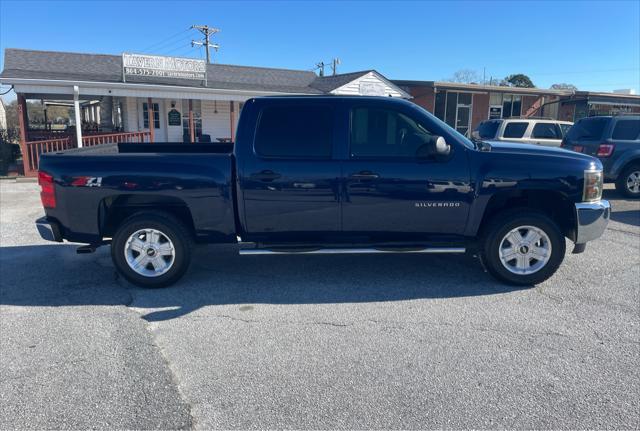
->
[35,96,609,288]
[472,118,573,147]
[561,115,640,198]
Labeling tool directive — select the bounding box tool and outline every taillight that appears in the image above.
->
[596,143,615,157]
[38,171,56,208]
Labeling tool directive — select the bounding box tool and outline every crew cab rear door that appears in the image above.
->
[341,101,472,236]
[237,100,341,238]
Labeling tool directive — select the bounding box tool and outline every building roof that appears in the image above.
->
[393,79,573,96]
[0,49,413,98]
[309,70,372,92]
[393,79,640,101]
[0,48,324,94]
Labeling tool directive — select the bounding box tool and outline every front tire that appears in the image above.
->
[481,210,566,285]
[111,212,193,288]
[615,164,640,199]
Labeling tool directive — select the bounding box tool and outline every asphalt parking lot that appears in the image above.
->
[1,180,638,429]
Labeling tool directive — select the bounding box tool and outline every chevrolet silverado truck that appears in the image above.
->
[36,96,610,288]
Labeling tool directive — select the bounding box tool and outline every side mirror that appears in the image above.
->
[433,136,451,156]
[416,135,451,159]
[471,130,481,139]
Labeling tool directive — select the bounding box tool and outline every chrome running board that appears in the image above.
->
[239,247,466,256]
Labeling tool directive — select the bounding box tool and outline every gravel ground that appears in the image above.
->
[0,180,638,429]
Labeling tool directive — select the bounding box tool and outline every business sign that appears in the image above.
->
[359,81,386,96]
[122,53,206,81]
[167,109,182,126]
[489,106,503,119]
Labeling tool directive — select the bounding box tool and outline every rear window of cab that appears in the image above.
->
[566,117,609,141]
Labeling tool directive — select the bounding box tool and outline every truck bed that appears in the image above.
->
[38,143,237,244]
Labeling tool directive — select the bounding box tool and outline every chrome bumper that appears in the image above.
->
[574,200,610,244]
[35,217,63,242]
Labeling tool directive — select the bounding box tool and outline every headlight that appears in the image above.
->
[583,170,603,202]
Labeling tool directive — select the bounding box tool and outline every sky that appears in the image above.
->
[1,0,639,101]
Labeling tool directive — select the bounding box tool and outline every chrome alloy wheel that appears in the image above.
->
[124,228,175,277]
[498,225,552,275]
[626,170,640,194]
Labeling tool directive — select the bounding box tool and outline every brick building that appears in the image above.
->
[393,80,640,137]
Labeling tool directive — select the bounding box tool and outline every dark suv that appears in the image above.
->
[562,115,640,198]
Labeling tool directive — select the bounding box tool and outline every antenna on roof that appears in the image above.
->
[315,61,325,77]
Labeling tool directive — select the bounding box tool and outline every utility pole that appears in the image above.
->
[330,58,341,76]
[316,61,325,77]
[191,24,220,63]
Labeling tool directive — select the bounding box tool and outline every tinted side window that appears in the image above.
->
[351,107,435,158]
[566,118,609,141]
[255,106,333,158]
[502,122,528,138]
[532,123,561,139]
[611,120,640,140]
[477,121,500,139]
[559,124,572,137]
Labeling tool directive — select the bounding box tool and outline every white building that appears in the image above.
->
[0,48,409,175]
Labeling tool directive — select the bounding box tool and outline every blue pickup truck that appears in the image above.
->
[36,96,610,287]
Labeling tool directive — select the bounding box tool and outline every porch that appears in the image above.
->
[15,92,241,177]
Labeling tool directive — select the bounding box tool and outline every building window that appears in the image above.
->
[488,93,522,118]
[142,102,160,129]
[182,100,202,141]
[434,91,473,136]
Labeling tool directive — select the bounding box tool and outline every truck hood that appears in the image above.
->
[482,140,597,163]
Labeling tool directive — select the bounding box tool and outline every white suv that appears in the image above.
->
[472,118,573,147]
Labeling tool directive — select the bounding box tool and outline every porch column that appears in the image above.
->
[229,101,235,142]
[73,86,83,147]
[16,94,30,176]
[188,99,195,143]
[147,98,155,143]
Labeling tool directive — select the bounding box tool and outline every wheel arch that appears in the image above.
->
[476,189,577,241]
[98,194,196,239]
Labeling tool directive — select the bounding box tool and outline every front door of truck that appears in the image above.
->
[239,102,341,239]
[342,105,472,236]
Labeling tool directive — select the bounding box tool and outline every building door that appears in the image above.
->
[139,100,166,141]
[455,93,472,136]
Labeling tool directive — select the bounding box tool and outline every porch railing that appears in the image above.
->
[82,131,150,146]
[24,137,75,175]
[21,131,152,177]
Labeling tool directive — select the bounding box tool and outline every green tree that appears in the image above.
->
[504,74,535,88]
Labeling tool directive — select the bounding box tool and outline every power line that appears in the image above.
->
[152,35,196,56]
[139,28,191,53]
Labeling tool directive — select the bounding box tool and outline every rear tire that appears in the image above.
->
[615,164,640,199]
[111,212,193,288]
[481,209,565,285]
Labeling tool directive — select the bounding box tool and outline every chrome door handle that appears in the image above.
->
[250,170,281,182]
[350,171,379,179]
